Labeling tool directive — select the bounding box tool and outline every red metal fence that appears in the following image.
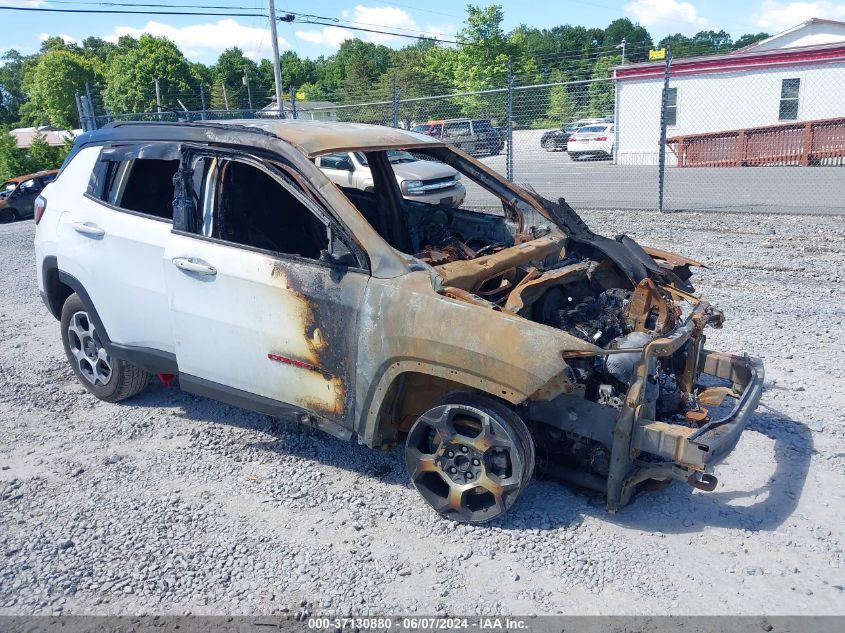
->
[667,117,845,167]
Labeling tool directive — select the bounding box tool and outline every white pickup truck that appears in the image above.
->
[316,150,466,207]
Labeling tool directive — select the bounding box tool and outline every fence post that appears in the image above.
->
[657,40,672,213]
[392,75,399,128]
[291,89,297,119]
[506,56,514,182]
[155,78,162,120]
[85,82,97,129]
[199,84,207,120]
[75,94,85,131]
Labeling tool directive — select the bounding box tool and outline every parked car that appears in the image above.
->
[540,123,582,152]
[411,121,443,137]
[316,150,466,207]
[0,169,58,222]
[413,118,503,156]
[35,120,762,524]
[567,124,615,160]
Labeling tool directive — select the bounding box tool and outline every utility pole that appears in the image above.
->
[243,67,253,111]
[155,78,162,120]
[222,81,229,110]
[268,0,284,117]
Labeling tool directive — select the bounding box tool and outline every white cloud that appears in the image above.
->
[105,19,289,61]
[295,5,454,49]
[0,1,45,7]
[295,26,354,48]
[624,0,709,34]
[752,1,845,31]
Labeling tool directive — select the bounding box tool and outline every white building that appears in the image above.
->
[259,99,339,121]
[9,126,82,149]
[613,18,845,165]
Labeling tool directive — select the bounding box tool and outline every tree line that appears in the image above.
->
[0,4,768,179]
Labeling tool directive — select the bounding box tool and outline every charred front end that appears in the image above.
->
[423,195,764,513]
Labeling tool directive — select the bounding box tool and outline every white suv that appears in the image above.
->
[316,150,465,207]
[35,120,763,523]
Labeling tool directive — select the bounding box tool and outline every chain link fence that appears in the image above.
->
[79,53,845,215]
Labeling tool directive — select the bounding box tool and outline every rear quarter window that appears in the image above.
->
[87,146,179,221]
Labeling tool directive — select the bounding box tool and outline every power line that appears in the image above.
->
[0,5,267,17]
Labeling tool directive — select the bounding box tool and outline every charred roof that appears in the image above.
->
[93,119,444,158]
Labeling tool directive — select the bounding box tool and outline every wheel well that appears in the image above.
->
[373,371,514,447]
[42,262,74,320]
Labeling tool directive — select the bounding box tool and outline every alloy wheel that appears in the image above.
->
[405,403,530,523]
[66,311,113,386]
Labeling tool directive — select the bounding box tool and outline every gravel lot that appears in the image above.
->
[1,211,844,616]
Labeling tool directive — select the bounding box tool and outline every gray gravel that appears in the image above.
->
[1,211,844,616]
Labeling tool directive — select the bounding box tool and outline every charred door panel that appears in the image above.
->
[165,235,367,424]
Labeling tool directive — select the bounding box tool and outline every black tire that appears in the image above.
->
[404,391,535,523]
[60,293,151,402]
[0,207,17,223]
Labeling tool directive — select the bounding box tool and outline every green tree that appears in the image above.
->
[659,30,734,58]
[733,32,770,49]
[22,48,99,128]
[81,36,118,63]
[377,40,455,126]
[329,40,393,102]
[39,36,81,55]
[545,83,576,126]
[452,5,511,118]
[0,50,30,126]
[297,82,327,101]
[587,54,620,117]
[212,48,268,110]
[23,131,64,174]
[602,18,653,63]
[0,129,25,181]
[103,35,195,114]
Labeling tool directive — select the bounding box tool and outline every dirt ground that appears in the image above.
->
[1,209,843,616]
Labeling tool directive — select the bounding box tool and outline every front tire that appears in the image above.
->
[0,208,17,223]
[60,293,150,402]
[405,393,534,523]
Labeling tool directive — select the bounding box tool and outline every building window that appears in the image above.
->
[779,78,800,121]
[666,88,678,126]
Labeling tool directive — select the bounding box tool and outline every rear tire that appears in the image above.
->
[60,293,150,402]
[404,392,534,523]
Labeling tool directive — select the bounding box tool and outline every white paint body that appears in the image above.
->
[567,124,615,158]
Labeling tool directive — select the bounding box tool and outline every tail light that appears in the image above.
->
[595,136,608,141]
[34,195,47,225]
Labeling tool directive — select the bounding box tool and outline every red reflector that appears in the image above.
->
[268,353,315,371]
[157,373,175,388]
[34,195,47,225]
[594,136,607,141]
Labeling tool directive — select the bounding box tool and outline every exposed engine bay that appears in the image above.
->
[410,197,720,434]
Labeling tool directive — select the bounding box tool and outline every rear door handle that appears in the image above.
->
[71,222,105,238]
[172,257,217,276]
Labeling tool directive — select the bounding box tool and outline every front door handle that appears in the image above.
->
[71,221,105,238]
[172,257,217,276]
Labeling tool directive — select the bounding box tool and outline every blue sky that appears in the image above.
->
[2,0,845,63]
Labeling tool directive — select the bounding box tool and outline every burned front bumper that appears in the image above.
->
[529,302,765,512]
[605,309,765,511]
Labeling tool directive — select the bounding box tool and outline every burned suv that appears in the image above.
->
[35,120,763,523]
